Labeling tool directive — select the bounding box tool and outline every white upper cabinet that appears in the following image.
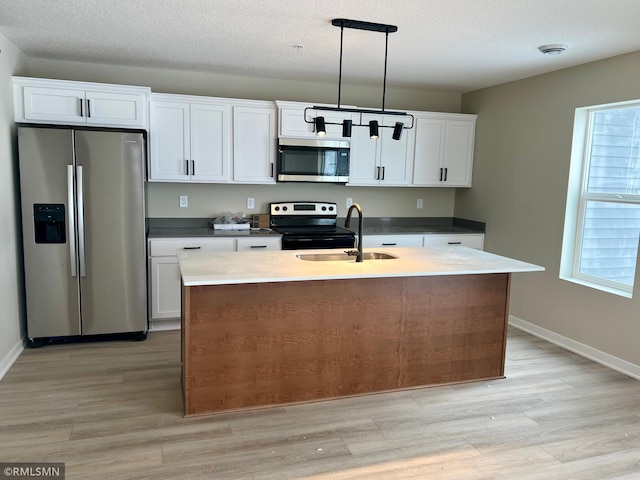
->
[412,113,476,187]
[148,95,231,182]
[149,94,275,184]
[348,114,413,186]
[276,101,356,140]
[232,103,277,184]
[13,77,149,128]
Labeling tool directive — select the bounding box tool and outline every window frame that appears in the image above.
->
[561,100,640,298]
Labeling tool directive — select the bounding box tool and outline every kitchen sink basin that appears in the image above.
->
[296,252,398,261]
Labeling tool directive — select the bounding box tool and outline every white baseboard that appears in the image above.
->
[0,339,25,382]
[149,319,181,332]
[509,315,640,381]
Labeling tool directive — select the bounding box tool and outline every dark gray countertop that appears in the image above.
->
[147,217,485,238]
[356,217,485,235]
[147,218,279,238]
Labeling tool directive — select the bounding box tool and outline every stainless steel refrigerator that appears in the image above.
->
[17,125,147,346]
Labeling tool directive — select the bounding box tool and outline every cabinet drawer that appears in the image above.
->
[362,235,423,248]
[149,238,235,256]
[423,234,484,250]
[235,237,281,251]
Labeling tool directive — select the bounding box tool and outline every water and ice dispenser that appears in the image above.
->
[33,204,66,244]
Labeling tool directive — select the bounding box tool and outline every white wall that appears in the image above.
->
[457,51,640,368]
[0,32,28,377]
[26,57,462,112]
[147,183,456,218]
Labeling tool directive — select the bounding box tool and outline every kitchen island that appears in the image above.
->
[179,247,543,416]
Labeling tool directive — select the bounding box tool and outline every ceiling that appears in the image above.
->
[2,0,640,93]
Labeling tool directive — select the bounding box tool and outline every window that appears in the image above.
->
[561,101,640,297]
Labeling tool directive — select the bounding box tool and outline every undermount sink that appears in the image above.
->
[296,252,398,262]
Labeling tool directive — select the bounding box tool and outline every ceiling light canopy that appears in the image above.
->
[304,18,414,141]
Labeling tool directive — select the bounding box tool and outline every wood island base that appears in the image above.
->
[181,273,511,416]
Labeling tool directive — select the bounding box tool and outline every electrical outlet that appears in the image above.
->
[179,195,188,208]
[346,197,353,208]
[247,197,255,210]
[417,198,423,209]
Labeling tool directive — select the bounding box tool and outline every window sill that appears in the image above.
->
[559,275,633,299]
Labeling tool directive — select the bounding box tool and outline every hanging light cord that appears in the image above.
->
[338,26,344,108]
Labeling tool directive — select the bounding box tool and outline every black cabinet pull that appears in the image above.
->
[444,167,448,181]
[191,160,195,176]
[382,243,397,246]
[376,166,380,180]
[381,166,385,180]
[87,99,91,117]
[79,98,84,117]
[250,245,267,249]
[439,167,443,181]
[183,246,202,250]
[270,162,274,177]
[185,160,189,175]
[447,242,462,245]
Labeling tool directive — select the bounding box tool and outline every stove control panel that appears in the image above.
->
[270,202,337,216]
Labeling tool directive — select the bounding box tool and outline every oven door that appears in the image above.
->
[282,234,355,250]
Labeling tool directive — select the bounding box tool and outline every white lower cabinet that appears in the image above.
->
[362,234,423,248]
[149,257,183,321]
[422,233,484,250]
[148,236,281,329]
[148,238,235,328]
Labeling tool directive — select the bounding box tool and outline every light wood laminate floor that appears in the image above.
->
[1,328,639,479]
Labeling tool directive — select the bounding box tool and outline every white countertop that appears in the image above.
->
[178,246,544,286]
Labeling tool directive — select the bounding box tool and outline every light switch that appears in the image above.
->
[179,195,188,208]
[247,197,255,210]
[417,198,423,209]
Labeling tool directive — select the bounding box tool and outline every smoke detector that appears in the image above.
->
[538,44,568,55]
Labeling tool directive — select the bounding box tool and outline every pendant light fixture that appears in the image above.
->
[304,18,414,141]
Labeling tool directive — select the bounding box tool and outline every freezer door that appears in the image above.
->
[17,127,81,338]
[73,130,147,335]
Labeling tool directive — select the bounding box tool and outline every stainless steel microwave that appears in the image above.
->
[277,138,350,183]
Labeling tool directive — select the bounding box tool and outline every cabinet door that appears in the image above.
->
[150,257,181,320]
[442,120,474,187]
[279,107,314,137]
[190,103,231,182]
[379,117,412,185]
[149,101,190,181]
[235,237,282,251]
[22,86,86,123]
[279,106,353,139]
[423,234,484,250]
[412,117,445,186]
[85,90,146,127]
[233,105,276,183]
[348,114,381,185]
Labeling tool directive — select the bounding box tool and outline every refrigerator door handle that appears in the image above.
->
[77,166,87,277]
[67,165,77,278]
